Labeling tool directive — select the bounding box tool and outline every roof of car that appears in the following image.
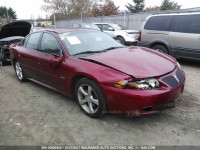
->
[151,12,200,17]
[41,28,95,34]
[94,23,117,25]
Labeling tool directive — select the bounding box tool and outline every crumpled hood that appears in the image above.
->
[0,36,24,44]
[81,47,176,78]
[0,21,31,39]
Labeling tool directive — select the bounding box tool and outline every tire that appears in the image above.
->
[14,60,26,82]
[75,78,107,118]
[152,45,168,54]
[118,36,125,45]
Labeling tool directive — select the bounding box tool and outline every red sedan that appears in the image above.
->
[10,29,185,118]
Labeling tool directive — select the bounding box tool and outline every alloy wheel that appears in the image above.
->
[15,61,23,80]
[77,84,99,114]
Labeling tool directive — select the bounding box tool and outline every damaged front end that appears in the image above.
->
[0,21,31,66]
[0,36,24,65]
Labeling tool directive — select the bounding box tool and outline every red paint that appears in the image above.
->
[83,46,176,78]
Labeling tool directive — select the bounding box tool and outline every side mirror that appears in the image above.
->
[50,53,64,68]
[108,27,114,31]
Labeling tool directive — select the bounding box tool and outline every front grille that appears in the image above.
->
[176,69,184,83]
[162,76,178,88]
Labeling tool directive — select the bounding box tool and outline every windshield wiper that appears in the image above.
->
[104,46,124,51]
[73,51,104,56]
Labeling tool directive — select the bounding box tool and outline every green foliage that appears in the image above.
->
[126,0,145,13]
[160,0,181,10]
[144,6,160,12]
[0,6,17,19]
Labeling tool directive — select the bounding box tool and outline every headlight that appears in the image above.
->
[113,78,160,90]
[177,61,181,69]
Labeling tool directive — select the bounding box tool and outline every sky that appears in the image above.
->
[0,0,200,19]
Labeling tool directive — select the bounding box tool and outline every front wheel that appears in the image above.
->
[152,45,168,54]
[14,60,26,82]
[75,78,107,118]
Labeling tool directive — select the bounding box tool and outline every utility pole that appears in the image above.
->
[81,12,82,22]
[54,14,56,28]
[124,11,126,26]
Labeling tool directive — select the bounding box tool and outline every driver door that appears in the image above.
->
[37,33,67,91]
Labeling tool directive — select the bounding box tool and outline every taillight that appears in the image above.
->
[138,30,141,41]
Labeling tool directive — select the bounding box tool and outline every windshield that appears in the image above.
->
[112,24,128,30]
[59,30,124,56]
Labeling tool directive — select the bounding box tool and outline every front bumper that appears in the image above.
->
[101,68,185,116]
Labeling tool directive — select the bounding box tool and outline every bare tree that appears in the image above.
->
[66,0,95,19]
[41,0,67,14]
[92,0,119,17]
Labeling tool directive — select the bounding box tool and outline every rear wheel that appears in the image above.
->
[118,36,125,45]
[14,60,26,82]
[152,45,168,54]
[75,78,107,118]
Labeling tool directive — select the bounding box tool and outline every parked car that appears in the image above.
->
[137,12,200,61]
[94,23,139,45]
[66,22,118,41]
[67,22,100,30]
[0,21,31,66]
[10,29,185,118]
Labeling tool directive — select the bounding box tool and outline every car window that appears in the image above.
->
[59,30,123,56]
[22,35,30,46]
[170,14,200,34]
[103,24,113,31]
[144,16,173,31]
[96,24,103,30]
[40,33,63,55]
[25,32,42,50]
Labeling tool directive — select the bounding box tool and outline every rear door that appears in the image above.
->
[19,32,42,79]
[169,14,200,60]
